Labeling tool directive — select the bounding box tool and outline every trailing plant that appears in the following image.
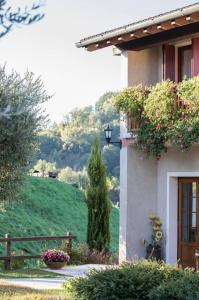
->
[115,85,147,121]
[177,76,199,116]
[136,123,168,158]
[144,80,177,123]
[115,77,199,158]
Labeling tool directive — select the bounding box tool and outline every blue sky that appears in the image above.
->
[1,0,197,122]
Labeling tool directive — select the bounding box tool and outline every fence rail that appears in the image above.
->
[0,232,75,270]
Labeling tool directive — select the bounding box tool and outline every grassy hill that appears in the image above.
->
[0,176,119,255]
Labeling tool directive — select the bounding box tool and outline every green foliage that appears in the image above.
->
[86,136,111,252]
[107,176,120,205]
[58,167,87,189]
[62,243,117,265]
[0,176,119,255]
[177,76,199,116]
[149,273,199,300]
[33,160,57,173]
[0,67,49,202]
[64,260,196,300]
[145,80,177,123]
[115,77,199,158]
[136,123,168,158]
[62,243,89,265]
[115,85,146,121]
[34,92,120,204]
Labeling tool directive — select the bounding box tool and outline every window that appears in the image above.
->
[178,46,192,82]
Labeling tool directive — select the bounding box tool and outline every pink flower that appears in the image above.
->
[41,249,70,263]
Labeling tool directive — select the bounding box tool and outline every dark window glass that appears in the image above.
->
[178,46,192,81]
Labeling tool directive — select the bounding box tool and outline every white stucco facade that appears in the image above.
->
[119,48,199,264]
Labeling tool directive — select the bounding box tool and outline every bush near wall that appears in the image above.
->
[63,260,199,300]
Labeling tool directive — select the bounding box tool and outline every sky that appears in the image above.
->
[0,0,198,122]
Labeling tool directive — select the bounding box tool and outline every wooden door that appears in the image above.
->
[178,178,199,268]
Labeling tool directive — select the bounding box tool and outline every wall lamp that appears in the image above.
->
[104,125,122,148]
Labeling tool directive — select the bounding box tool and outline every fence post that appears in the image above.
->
[66,231,72,250]
[4,234,11,270]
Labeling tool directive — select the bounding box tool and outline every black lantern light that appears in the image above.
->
[104,125,121,148]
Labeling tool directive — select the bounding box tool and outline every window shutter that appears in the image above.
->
[192,38,199,76]
[163,45,175,81]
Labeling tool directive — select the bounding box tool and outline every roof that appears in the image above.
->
[76,2,199,51]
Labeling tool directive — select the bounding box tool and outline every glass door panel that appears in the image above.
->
[181,181,197,242]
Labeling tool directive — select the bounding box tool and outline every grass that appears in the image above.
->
[0,176,119,256]
[0,269,66,279]
[0,282,68,300]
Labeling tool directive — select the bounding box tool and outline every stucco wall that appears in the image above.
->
[120,147,157,262]
[128,47,162,86]
[120,146,199,263]
[119,48,162,263]
[157,146,199,260]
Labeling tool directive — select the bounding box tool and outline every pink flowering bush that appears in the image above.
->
[42,249,70,263]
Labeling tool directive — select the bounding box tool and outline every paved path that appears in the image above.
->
[1,264,111,290]
[44,264,109,278]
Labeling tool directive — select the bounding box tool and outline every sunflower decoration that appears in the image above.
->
[141,213,163,260]
[155,231,163,242]
[142,213,163,246]
[148,213,156,220]
[151,215,163,244]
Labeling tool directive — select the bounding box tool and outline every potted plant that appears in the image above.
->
[42,249,70,269]
[141,213,163,260]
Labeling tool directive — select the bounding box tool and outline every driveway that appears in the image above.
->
[44,264,110,277]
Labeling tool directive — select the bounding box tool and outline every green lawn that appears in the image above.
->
[0,282,68,300]
[0,176,119,256]
[0,269,66,279]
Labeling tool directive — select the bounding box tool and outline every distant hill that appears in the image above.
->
[0,176,119,255]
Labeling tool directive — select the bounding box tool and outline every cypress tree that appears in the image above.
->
[86,135,111,252]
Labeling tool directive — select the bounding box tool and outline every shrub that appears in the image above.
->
[149,273,199,300]
[63,260,187,300]
[61,243,118,265]
[64,244,89,265]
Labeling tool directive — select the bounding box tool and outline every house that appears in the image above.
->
[76,3,199,268]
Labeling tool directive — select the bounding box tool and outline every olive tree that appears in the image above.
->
[0,66,50,202]
[0,0,44,38]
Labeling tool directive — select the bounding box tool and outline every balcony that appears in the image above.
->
[115,77,199,157]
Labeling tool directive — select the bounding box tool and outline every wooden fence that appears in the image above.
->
[0,232,75,270]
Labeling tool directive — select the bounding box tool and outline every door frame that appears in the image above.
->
[166,172,199,265]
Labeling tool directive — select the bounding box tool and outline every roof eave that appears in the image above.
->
[76,3,199,49]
